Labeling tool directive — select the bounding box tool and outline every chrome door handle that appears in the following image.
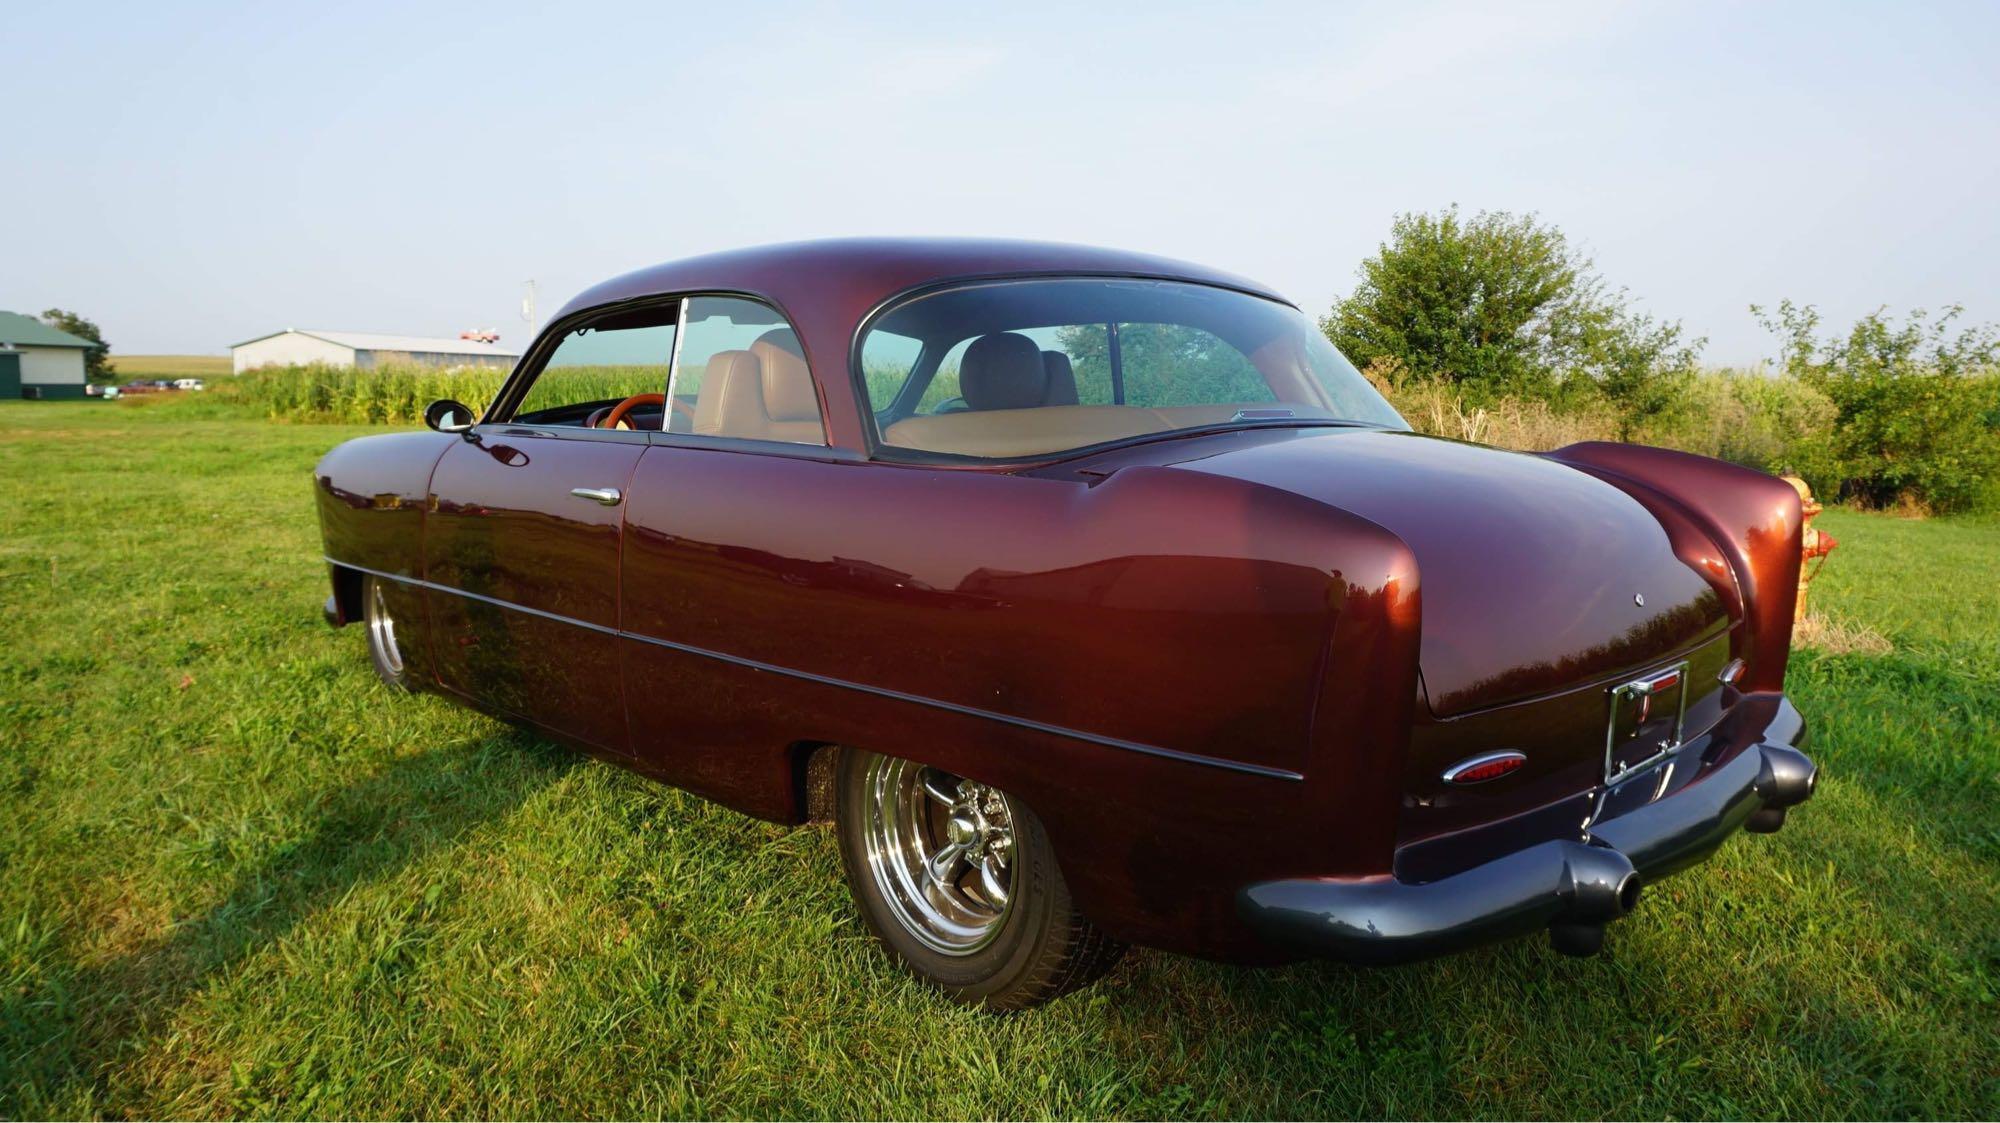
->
[570,486,622,506]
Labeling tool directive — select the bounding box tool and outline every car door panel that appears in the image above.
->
[424,428,647,755]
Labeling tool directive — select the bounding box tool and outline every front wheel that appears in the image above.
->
[362,574,409,690]
[833,748,1124,1009]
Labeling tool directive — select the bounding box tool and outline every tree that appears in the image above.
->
[1322,207,1699,429]
[39,308,112,381]
[1754,300,2000,512]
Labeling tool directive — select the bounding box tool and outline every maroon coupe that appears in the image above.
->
[314,239,1817,1009]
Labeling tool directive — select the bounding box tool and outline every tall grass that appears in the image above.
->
[221,359,1979,513]
[1370,359,1845,480]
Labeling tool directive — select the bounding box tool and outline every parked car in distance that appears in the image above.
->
[173,377,206,391]
[313,239,1817,1009]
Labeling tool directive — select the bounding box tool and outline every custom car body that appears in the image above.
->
[315,239,1816,1008]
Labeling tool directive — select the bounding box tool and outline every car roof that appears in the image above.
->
[553,238,1290,322]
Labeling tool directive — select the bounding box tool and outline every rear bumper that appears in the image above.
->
[1239,695,1814,964]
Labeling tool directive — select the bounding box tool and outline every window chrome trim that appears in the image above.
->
[663,296,691,426]
[331,556,1301,782]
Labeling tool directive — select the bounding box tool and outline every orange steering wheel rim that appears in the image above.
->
[598,392,687,429]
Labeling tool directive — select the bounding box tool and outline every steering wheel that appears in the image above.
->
[595,393,694,430]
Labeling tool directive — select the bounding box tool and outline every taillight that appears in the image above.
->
[1442,751,1527,785]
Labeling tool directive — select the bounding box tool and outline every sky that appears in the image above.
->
[3,1,1996,363]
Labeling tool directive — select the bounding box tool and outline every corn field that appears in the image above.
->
[219,363,665,426]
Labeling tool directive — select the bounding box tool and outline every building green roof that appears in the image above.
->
[0,311,100,349]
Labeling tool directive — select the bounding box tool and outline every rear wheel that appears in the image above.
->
[362,574,409,690]
[833,748,1123,1009]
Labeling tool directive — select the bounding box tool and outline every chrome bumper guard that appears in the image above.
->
[1239,697,1814,964]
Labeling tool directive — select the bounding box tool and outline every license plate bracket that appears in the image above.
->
[1604,661,1690,785]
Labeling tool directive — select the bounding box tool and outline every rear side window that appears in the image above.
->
[667,296,825,446]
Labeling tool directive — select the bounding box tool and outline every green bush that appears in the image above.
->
[1756,302,2000,513]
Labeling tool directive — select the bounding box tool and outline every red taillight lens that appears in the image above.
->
[1442,751,1527,785]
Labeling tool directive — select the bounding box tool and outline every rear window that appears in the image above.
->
[858,278,1405,460]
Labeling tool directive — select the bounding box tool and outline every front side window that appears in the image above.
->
[859,278,1406,459]
[513,304,677,427]
[501,295,825,445]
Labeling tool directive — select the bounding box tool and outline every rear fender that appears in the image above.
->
[1543,443,1803,692]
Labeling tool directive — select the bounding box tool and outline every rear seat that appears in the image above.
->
[881,332,1289,457]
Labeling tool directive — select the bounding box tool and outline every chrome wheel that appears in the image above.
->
[861,756,1015,955]
[365,578,403,678]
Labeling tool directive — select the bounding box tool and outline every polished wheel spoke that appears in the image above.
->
[925,838,971,884]
[920,768,961,807]
[976,852,1009,906]
[862,757,1018,956]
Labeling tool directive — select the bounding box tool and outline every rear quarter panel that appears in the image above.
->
[618,450,1422,958]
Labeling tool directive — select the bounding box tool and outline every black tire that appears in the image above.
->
[361,574,410,690]
[833,747,1124,1010]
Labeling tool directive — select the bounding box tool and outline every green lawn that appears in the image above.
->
[1,399,1994,1118]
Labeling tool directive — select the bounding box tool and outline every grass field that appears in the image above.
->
[104,355,233,379]
[1,397,1995,1118]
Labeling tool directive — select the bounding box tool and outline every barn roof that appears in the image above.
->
[229,329,521,357]
[0,311,101,350]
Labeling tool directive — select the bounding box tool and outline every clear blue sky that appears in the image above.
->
[4,1,1995,363]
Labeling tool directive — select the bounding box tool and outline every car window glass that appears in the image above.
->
[860,329,921,409]
[1110,323,1272,407]
[514,306,677,427]
[912,326,1112,415]
[858,278,1406,460]
[668,296,826,445]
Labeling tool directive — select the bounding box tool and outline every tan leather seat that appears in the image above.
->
[691,328,825,445]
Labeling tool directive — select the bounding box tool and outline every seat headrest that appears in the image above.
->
[749,328,818,422]
[1042,351,1079,406]
[960,332,1049,411]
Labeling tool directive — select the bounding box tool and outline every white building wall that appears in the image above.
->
[18,346,86,384]
[232,332,356,373]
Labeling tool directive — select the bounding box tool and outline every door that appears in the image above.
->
[421,301,679,754]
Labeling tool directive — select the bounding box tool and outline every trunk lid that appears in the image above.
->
[1165,428,1729,716]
